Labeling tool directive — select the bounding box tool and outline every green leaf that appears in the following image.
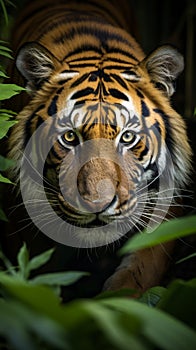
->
[0,275,65,322]
[0,113,14,120]
[176,252,196,264]
[83,301,146,350]
[0,155,15,171]
[0,45,12,52]
[0,83,25,100]
[100,298,196,350]
[0,70,8,78]
[120,216,196,254]
[95,288,136,300]
[0,119,17,139]
[0,299,67,350]
[31,271,89,287]
[0,173,13,183]
[0,108,17,115]
[26,248,55,273]
[0,207,8,221]
[0,50,13,59]
[0,300,37,350]
[0,0,8,25]
[158,279,196,329]
[17,243,30,280]
[138,286,166,307]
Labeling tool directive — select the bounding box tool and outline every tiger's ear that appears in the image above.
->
[141,45,184,96]
[16,42,59,91]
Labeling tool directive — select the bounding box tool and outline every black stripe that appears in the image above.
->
[70,73,90,88]
[56,26,131,47]
[136,89,144,98]
[101,83,108,97]
[69,63,97,68]
[37,13,108,42]
[24,104,45,147]
[111,73,128,89]
[109,88,129,101]
[50,146,64,161]
[108,49,139,63]
[63,45,102,61]
[141,100,150,117]
[67,55,100,63]
[48,95,59,116]
[58,78,73,85]
[153,108,174,155]
[71,87,94,100]
[57,87,64,95]
[103,64,132,70]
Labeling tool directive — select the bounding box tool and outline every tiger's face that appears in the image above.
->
[9,43,191,247]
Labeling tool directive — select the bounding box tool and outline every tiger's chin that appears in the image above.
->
[63,219,125,248]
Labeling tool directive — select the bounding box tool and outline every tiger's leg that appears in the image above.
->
[103,241,175,293]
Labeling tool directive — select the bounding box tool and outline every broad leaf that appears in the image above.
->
[0,108,17,115]
[0,173,13,183]
[0,50,12,59]
[120,216,196,254]
[0,83,25,100]
[30,271,89,287]
[0,119,17,139]
[100,298,196,350]
[0,299,66,350]
[83,301,146,350]
[27,248,55,272]
[139,286,166,307]
[0,45,12,52]
[0,70,8,78]
[0,154,15,171]
[17,243,30,279]
[158,279,196,329]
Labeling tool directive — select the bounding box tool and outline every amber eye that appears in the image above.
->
[60,130,79,147]
[120,131,135,144]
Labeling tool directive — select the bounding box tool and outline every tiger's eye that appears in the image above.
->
[121,131,134,143]
[62,130,78,145]
[64,130,75,142]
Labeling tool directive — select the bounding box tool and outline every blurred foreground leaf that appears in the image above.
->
[120,216,196,254]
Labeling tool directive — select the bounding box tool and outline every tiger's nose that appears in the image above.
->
[79,178,116,213]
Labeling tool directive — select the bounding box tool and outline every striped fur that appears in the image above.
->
[6,0,192,291]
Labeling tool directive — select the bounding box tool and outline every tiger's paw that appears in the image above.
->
[103,268,143,296]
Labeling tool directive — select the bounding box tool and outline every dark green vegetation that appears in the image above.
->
[0,222,196,350]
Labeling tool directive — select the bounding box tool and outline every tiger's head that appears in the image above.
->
[9,42,191,247]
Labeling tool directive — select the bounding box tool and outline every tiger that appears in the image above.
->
[2,0,192,294]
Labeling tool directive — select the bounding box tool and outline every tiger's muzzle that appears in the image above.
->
[77,157,129,215]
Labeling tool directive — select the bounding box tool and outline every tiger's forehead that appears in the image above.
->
[67,102,141,132]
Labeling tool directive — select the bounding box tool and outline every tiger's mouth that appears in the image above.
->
[80,218,108,228]
[60,208,113,228]
[57,191,120,227]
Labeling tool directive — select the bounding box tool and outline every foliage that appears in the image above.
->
[0,41,25,220]
[0,228,196,350]
[120,215,196,255]
[0,0,15,26]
